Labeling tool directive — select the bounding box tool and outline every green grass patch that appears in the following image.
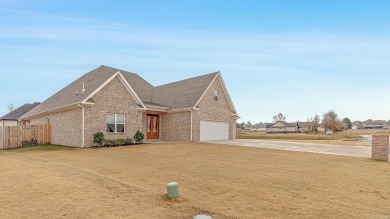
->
[1,144,75,153]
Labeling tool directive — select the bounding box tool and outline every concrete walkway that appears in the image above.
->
[205,139,372,158]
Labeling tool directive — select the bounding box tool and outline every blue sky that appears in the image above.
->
[0,0,389,123]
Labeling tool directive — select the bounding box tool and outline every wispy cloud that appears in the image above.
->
[0,6,389,120]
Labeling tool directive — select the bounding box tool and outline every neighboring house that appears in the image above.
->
[363,124,386,129]
[298,122,309,133]
[236,123,245,129]
[266,121,306,133]
[250,123,266,132]
[0,102,40,127]
[20,65,239,147]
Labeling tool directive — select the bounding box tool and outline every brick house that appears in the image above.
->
[0,102,40,127]
[20,65,239,147]
[266,121,308,133]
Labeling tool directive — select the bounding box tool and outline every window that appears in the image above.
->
[213,89,219,101]
[106,114,125,133]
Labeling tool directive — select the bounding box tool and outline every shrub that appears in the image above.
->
[93,132,105,145]
[134,130,144,144]
[115,138,126,146]
[125,138,133,145]
[103,139,112,147]
[101,137,134,147]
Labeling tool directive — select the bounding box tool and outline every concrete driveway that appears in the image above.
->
[206,139,371,158]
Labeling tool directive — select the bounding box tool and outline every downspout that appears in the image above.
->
[190,108,193,142]
[78,103,85,148]
[2,120,4,149]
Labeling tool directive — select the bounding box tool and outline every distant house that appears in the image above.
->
[250,123,267,132]
[363,124,386,129]
[0,102,40,127]
[266,121,307,133]
[236,123,245,129]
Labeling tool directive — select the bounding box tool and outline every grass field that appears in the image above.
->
[241,129,390,146]
[1,143,390,218]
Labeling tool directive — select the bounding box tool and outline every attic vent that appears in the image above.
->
[213,89,218,101]
[82,82,86,93]
[75,90,78,96]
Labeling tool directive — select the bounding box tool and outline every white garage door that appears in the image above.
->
[200,120,229,141]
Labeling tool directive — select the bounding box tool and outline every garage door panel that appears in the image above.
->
[200,121,229,141]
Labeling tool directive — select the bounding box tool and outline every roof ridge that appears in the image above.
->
[155,71,219,88]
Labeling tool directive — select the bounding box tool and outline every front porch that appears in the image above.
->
[141,110,193,142]
[142,111,165,141]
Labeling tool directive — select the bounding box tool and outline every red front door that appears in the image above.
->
[146,114,159,139]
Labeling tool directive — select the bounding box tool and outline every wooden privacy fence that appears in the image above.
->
[0,124,51,149]
[236,128,242,139]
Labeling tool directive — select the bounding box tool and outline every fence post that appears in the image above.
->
[372,134,389,161]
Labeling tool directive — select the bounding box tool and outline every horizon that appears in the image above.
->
[1,0,389,123]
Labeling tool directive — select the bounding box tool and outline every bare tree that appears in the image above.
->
[272,113,286,122]
[7,103,15,112]
[307,114,320,133]
[321,109,344,132]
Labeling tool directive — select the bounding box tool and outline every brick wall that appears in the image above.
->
[161,111,191,141]
[30,108,82,147]
[192,75,237,141]
[372,134,389,161]
[84,76,143,147]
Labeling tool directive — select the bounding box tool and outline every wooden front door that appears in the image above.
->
[146,114,159,139]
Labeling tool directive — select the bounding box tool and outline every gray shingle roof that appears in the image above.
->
[151,72,219,109]
[1,102,40,120]
[266,122,299,128]
[21,65,221,118]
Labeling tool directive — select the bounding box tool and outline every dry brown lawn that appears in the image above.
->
[242,130,370,146]
[1,143,390,218]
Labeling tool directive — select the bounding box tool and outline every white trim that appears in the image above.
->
[217,75,237,113]
[192,72,237,114]
[116,72,146,109]
[166,108,194,113]
[81,71,146,109]
[193,72,220,108]
[20,103,83,120]
[190,110,193,141]
[1,120,5,149]
[106,113,126,133]
[78,104,85,148]
[77,103,86,147]
[144,104,170,110]
[233,122,236,140]
[82,72,119,104]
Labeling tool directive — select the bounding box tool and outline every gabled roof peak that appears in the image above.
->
[20,66,228,119]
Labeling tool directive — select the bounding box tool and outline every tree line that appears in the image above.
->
[239,110,390,133]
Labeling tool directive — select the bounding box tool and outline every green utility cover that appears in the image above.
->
[167,182,179,198]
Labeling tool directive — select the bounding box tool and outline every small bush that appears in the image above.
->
[134,130,144,144]
[125,138,133,145]
[115,138,126,146]
[102,138,134,147]
[93,132,105,145]
[103,139,113,147]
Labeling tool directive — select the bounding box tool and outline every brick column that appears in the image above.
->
[372,134,389,161]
